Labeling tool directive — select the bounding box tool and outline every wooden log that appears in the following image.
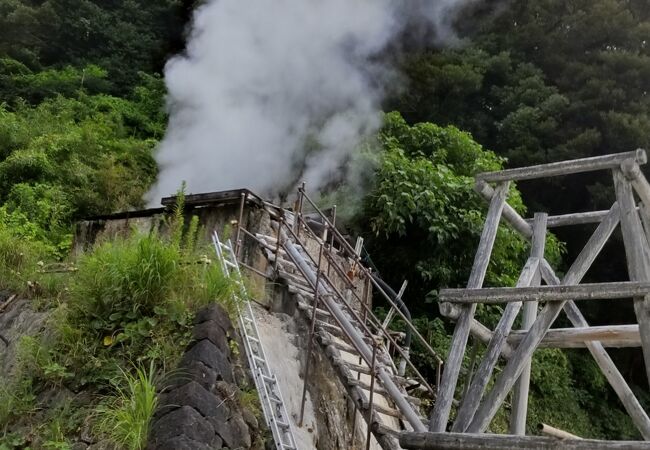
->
[398,431,650,450]
[539,258,650,440]
[466,203,620,433]
[474,180,533,239]
[638,203,650,259]
[476,149,646,183]
[429,182,509,432]
[452,257,540,432]
[538,423,582,440]
[508,324,640,347]
[438,302,513,358]
[621,158,650,208]
[511,213,547,435]
[614,168,650,384]
[524,209,630,228]
[439,281,650,304]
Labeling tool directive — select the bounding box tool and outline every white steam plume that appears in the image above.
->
[147,0,477,203]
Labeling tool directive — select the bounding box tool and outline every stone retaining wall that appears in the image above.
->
[147,304,265,450]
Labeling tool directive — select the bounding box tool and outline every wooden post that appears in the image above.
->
[540,259,650,440]
[428,182,510,432]
[452,256,540,432]
[466,203,620,433]
[511,213,547,435]
[614,168,650,384]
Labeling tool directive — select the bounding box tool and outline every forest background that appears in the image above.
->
[1,0,649,440]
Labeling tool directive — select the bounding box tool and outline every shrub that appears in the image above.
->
[0,223,43,293]
[69,234,180,335]
[94,362,158,450]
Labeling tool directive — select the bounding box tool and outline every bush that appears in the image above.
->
[0,224,44,293]
[70,234,180,335]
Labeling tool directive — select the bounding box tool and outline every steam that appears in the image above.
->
[147,0,477,203]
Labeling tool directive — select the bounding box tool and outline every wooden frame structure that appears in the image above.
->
[417,150,650,447]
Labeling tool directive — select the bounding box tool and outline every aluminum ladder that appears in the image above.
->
[211,230,297,450]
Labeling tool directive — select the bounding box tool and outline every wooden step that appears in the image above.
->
[348,378,422,407]
[297,301,333,320]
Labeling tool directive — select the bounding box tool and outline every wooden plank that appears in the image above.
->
[429,182,510,432]
[452,257,540,432]
[508,324,640,347]
[539,258,650,440]
[510,213,547,435]
[614,168,650,384]
[161,188,263,207]
[439,281,650,304]
[399,431,650,450]
[466,203,620,433]
[476,150,646,183]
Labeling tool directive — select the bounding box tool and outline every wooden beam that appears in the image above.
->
[399,431,650,450]
[466,203,621,433]
[438,302,513,358]
[453,256,540,432]
[476,149,646,183]
[525,210,611,228]
[439,281,650,304]
[621,158,650,208]
[429,182,509,432]
[475,180,533,239]
[614,168,650,384]
[538,423,583,440]
[511,213,547,435]
[508,324,640,347]
[539,258,650,440]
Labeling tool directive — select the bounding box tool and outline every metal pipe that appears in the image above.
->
[283,238,426,432]
[281,220,436,395]
[297,191,443,365]
[299,243,324,426]
[366,341,378,450]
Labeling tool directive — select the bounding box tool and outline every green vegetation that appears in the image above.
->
[0,211,238,447]
[95,362,159,450]
[1,0,648,443]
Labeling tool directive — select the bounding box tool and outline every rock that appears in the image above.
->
[193,304,234,335]
[181,339,233,383]
[151,435,215,450]
[150,406,215,444]
[158,381,229,419]
[209,414,251,450]
[242,407,259,431]
[191,321,230,355]
[165,360,218,393]
[71,443,88,450]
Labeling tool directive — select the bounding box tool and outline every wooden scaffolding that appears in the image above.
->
[401,150,650,449]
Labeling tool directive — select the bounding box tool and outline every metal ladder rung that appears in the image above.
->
[261,373,277,383]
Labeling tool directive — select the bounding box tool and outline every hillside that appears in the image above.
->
[1,0,649,447]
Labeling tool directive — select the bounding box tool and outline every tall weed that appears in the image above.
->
[94,362,158,450]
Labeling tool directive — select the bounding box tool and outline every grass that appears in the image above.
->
[0,203,248,446]
[0,225,43,293]
[94,362,159,450]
